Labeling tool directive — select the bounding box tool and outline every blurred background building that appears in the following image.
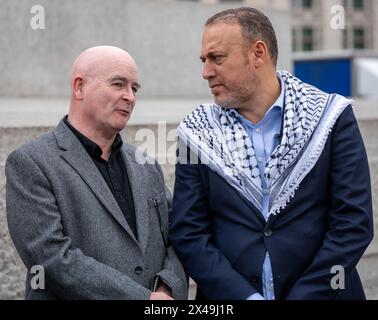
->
[291,0,378,98]
[173,0,378,51]
[0,0,377,299]
[292,0,378,52]
[172,0,378,98]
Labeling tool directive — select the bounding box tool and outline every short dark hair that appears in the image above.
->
[205,7,278,65]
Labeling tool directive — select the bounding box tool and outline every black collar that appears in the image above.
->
[63,115,123,159]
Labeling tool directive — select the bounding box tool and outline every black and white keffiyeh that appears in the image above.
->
[177,70,353,217]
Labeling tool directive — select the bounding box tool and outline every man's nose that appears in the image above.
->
[122,87,136,104]
[202,61,216,80]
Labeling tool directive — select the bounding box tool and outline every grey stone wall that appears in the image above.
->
[0,167,26,300]
[0,0,292,98]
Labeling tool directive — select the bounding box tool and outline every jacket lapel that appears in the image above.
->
[53,120,139,246]
[238,191,267,223]
[121,146,150,254]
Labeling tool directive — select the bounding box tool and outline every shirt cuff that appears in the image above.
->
[247,293,265,300]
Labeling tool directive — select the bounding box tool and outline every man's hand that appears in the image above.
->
[149,282,174,300]
[156,283,172,296]
[149,292,174,300]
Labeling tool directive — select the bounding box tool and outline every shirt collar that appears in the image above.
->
[63,115,123,159]
[269,73,285,113]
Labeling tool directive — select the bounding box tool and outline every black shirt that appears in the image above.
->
[63,116,137,239]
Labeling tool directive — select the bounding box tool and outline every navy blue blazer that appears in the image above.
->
[170,106,374,300]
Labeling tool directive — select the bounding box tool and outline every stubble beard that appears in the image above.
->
[214,76,256,109]
[214,57,257,109]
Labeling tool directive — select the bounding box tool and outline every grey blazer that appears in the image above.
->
[5,119,188,300]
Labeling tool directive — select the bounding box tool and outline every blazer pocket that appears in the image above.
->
[148,192,169,248]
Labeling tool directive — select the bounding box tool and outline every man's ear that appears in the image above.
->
[251,40,268,68]
[72,76,85,100]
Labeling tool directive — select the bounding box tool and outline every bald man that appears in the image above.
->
[5,46,188,300]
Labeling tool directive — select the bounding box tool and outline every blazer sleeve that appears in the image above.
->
[6,149,152,300]
[286,106,374,300]
[169,147,259,300]
[152,162,189,300]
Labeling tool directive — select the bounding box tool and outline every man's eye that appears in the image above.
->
[113,82,123,87]
[132,87,138,94]
[214,56,223,64]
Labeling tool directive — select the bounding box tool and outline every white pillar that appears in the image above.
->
[321,0,344,50]
[372,0,378,50]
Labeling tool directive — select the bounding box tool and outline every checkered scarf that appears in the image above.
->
[177,70,353,217]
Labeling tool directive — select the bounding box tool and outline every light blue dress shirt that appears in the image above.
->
[230,75,284,300]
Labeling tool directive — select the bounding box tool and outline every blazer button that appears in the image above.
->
[250,274,259,283]
[134,266,143,275]
[264,229,273,237]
